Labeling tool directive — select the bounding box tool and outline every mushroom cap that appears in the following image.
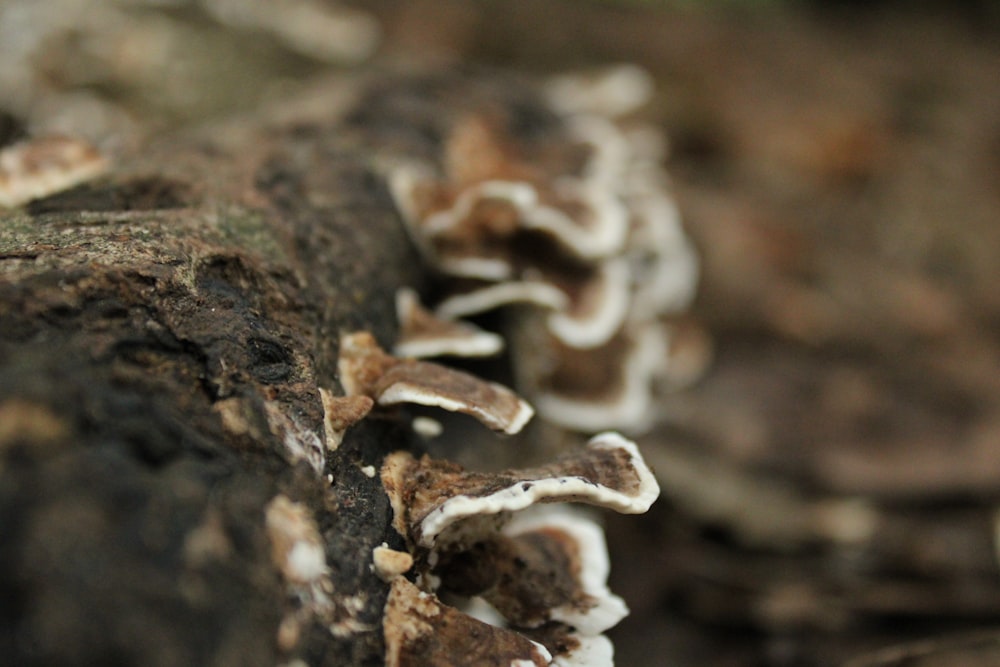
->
[381,431,660,549]
[436,507,629,637]
[394,287,505,359]
[503,507,628,636]
[338,331,533,435]
[384,577,553,667]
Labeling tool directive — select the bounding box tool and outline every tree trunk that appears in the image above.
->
[0,76,424,667]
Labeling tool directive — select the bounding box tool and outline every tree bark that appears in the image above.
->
[0,76,424,667]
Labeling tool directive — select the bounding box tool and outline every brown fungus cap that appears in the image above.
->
[520,325,668,434]
[338,331,533,435]
[389,112,630,271]
[384,577,552,667]
[394,288,504,359]
[381,432,659,549]
[377,69,699,435]
[319,388,373,451]
[436,507,628,637]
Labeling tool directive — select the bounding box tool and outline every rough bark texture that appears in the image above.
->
[0,78,424,667]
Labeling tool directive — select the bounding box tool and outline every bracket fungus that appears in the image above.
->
[328,321,660,664]
[333,66,696,667]
[338,331,532,435]
[381,68,700,434]
[378,431,658,665]
[382,432,659,549]
[394,287,505,359]
[384,577,553,667]
[432,506,630,643]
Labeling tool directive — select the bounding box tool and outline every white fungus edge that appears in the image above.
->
[546,258,632,350]
[416,432,660,548]
[535,324,666,433]
[436,281,570,320]
[504,507,629,636]
[377,380,534,436]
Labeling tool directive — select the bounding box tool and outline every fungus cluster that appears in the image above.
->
[332,331,659,666]
[311,66,700,666]
[385,65,699,434]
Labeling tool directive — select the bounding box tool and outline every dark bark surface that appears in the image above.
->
[0,79,423,667]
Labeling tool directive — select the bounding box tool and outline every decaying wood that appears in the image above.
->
[0,77,424,666]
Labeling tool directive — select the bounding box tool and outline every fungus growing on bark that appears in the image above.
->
[0,135,107,208]
[437,507,629,636]
[330,329,662,665]
[380,67,699,434]
[340,67,692,666]
[338,331,533,435]
[319,388,373,451]
[394,287,504,359]
[381,431,659,549]
[384,577,553,667]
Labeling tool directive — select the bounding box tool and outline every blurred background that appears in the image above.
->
[4,1,1000,664]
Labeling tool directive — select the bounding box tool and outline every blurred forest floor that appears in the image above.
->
[4,1,1000,665]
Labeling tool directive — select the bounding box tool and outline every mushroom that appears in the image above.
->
[376,68,698,434]
[381,431,659,549]
[0,135,107,208]
[384,577,553,667]
[338,70,691,666]
[394,287,504,359]
[436,507,629,637]
[522,325,668,433]
[338,331,533,435]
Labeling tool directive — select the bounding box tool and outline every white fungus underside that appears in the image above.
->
[546,258,631,350]
[394,332,505,359]
[536,324,666,433]
[436,281,569,320]
[505,507,628,636]
[377,380,534,436]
